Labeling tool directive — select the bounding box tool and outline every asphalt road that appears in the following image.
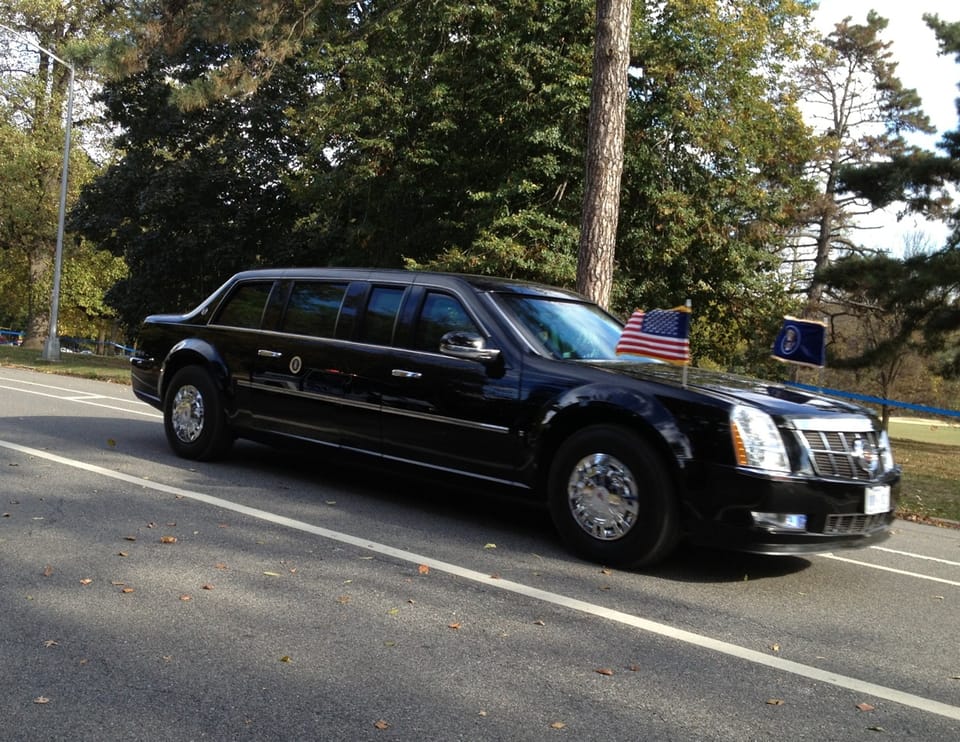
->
[1,366,958,741]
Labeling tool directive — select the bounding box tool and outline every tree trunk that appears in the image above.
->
[576,0,632,310]
[22,244,52,350]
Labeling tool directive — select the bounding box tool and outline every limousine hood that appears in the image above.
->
[598,361,870,420]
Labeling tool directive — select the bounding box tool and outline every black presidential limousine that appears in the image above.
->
[131,268,900,566]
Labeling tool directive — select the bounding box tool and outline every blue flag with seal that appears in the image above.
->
[772,317,826,368]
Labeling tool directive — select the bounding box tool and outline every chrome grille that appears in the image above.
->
[823,513,889,534]
[798,428,885,481]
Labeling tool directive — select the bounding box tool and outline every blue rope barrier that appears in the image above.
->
[785,382,960,420]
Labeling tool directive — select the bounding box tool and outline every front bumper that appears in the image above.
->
[682,464,900,555]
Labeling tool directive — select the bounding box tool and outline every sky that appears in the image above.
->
[813,1,959,252]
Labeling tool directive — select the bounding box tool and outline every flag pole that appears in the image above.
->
[682,299,691,388]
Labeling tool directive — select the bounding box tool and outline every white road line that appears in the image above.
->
[0,382,161,418]
[0,375,131,398]
[871,546,960,568]
[819,553,960,586]
[2,437,959,723]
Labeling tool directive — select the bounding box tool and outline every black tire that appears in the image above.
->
[547,425,679,567]
[163,366,232,461]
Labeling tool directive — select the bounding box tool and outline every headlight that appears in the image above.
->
[730,405,791,473]
[879,430,896,471]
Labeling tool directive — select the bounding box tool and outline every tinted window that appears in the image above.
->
[414,292,478,352]
[359,287,404,345]
[283,282,347,338]
[214,282,274,329]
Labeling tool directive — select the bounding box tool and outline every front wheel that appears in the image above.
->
[163,366,232,461]
[547,425,679,568]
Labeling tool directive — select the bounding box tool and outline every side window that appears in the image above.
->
[214,282,274,329]
[283,282,347,338]
[359,287,405,345]
[414,292,478,352]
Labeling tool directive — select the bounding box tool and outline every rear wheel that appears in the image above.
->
[163,366,232,461]
[547,425,678,567]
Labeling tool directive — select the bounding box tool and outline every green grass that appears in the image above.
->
[0,344,132,384]
[890,438,960,525]
[2,344,956,524]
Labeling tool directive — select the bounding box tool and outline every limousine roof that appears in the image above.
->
[226,267,584,300]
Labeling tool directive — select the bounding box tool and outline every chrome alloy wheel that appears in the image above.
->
[170,384,205,444]
[567,453,640,541]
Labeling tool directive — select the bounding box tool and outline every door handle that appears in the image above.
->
[391,369,422,379]
[258,349,283,358]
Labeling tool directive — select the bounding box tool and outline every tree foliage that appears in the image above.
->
[616,0,816,365]
[818,15,960,385]
[62,0,885,375]
[0,0,128,347]
[789,12,934,312]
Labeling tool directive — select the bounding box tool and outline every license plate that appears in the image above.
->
[864,485,891,515]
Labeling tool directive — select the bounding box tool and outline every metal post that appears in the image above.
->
[0,23,74,362]
[41,64,74,361]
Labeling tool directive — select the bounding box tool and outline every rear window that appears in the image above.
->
[213,282,274,329]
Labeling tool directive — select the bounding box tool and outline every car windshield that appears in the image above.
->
[496,294,624,360]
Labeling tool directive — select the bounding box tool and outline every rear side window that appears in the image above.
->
[283,282,347,338]
[359,287,404,345]
[214,282,274,329]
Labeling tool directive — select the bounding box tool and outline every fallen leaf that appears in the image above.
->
[215,562,228,570]
[478,710,488,717]
[147,522,156,528]
[627,664,640,672]
[160,535,177,544]
[279,655,292,663]
[33,697,50,705]
[124,536,136,542]
[263,571,281,577]
[179,594,191,601]
[111,581,125,586]
[373,720,389,730]
[387,608,400,616]
[79,578,92,586]
[595,668,614,676]
[484,543,497,549]
[533,619,546,626]
[550,721,566,730]
[202,584,214,591]
[117,551,128,557]
[448,622,462,630]
[120,587,134,593]
[601,568,612,575]
[337,595,351,605]
[770,643,781,653]
[418,564,430,575]
[42,565,53,577]
[43,640,59,648]
[856,702,876,712]
[867,726,885,732]
[107,438,116,447]
[766,699,785,706]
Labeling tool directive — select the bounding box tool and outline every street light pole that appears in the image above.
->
[0,23,74,362]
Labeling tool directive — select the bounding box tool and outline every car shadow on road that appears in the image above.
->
[223,441,816,584]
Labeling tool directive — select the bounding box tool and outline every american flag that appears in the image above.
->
[615,307,691,364]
